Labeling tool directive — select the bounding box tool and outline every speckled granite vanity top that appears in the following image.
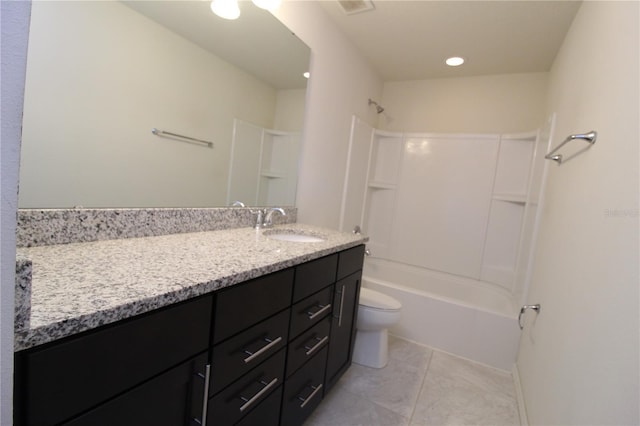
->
[15,224,367,351]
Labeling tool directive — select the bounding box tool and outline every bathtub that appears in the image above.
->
[363,257,521,371]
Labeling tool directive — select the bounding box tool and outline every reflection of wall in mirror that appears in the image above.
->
[18,1,305,208]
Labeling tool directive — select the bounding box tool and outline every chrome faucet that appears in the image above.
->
[252,207,286,229]
[264,207,286,228]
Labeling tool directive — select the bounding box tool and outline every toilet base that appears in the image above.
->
[352,328,389,368]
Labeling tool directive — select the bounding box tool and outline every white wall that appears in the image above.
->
[19,1,279,208]
[516,2,639,425]
[0,1,31,423]
[381,72,548,133]
[274,89,307,131]
[273,3,384,228]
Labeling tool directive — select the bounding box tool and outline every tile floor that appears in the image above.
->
[306,336,520,426]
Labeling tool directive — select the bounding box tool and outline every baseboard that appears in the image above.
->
[512,363,529,426]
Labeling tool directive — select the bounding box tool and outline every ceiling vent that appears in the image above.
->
[337,0,375,15]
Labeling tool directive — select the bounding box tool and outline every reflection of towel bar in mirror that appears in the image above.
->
[151,128,214,148]
[545,130,597,164]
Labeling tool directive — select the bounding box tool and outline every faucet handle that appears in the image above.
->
[250,208,266,229]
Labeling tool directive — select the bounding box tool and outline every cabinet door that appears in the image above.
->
[325,271,361,391]
[63,353,208,426]
[14,295,213,426]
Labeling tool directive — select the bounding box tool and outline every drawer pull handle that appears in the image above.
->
[239,377,279,412]
[304,336,329,356]
[298,383,323,408]
[243,336,283,364]
[307,303,331,320]
[193,364,211,425]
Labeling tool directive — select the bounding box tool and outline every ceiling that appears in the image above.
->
[122,1,310,89]
[318,0,582,81]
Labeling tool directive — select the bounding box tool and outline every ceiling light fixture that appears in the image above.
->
[445,56,465,67]
[251,0,281,11]
[210,0,240,20]
[303,71,310,79]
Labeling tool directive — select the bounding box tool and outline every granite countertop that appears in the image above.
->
[15,224,368,351]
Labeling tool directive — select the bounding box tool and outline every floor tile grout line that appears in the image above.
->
[407,347,435,425]
[334,385,413,424]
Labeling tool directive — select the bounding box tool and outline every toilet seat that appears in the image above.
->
[359,287,402,311]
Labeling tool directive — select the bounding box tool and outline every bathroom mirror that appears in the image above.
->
[18,0,310,208]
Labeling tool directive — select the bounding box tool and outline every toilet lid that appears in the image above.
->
[360,287,402,310]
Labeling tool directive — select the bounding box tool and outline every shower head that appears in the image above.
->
[368,98,385,114]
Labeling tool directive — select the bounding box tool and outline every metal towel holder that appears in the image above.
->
[518,304,541,330]
[152,128,214,148]
[545,131,597,164]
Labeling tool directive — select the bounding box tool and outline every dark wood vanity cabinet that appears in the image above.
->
[13,295,214,426]
[14,244,365,426]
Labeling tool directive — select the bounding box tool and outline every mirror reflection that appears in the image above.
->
[18,0,310,208]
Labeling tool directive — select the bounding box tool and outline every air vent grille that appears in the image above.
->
[337,0,375,15]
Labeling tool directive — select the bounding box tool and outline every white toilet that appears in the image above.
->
[352,287,402,368]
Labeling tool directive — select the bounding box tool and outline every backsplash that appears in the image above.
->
[16,207,297,247]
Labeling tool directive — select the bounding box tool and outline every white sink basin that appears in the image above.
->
[263,230,325,243]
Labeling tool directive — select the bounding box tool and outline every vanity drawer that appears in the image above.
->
[289,286,333,339]
[281,346,328,426]
[15,295,213,426]
[214,269,294,344]
[337,244,366,280]
[235,385,282,426]
[211,309,290,394]
[286,316,331,378]
[208,349,286,426]
[293,254,338,302]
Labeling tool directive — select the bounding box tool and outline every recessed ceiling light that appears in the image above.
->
[445,56,465,67]
[303,72,310,79]
[210,0,240,20]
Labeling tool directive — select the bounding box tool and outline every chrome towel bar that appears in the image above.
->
[545,130,597,164]
[152,128,213,148]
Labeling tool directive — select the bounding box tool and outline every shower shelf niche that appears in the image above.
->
[227,119,300,206]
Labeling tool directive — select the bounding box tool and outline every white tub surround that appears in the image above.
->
[15,221,367,351]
